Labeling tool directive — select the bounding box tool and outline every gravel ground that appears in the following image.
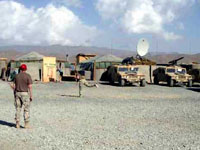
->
[0,80,200,150]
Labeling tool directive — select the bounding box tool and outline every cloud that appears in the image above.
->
[96,0,195,40]
[0,1,98,46]
[96,0,127,20]
[163,32,182,40]
[177,23,185,30]
[53,0,82,8]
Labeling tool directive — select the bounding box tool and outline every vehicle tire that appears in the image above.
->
[154,76,159,85]
[168,79,174,87]
[109,79,114,85]
[119,79,125,86]
[140,79,146,87]
[187,80,192,87]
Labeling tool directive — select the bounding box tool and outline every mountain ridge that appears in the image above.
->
[0,45,199,64]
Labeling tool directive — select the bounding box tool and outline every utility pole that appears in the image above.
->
[66,54,68,62]
[110,39,113,55]
[189,39,192,55]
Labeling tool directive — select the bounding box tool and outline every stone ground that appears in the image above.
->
[0,80,200,150]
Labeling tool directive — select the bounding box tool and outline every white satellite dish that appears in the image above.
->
[137,38,149,57]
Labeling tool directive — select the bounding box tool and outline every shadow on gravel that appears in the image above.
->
[100,82,138,87]
[0,120,23,128]
[156,83,184,87]
[58,94,80,98]
[62,77,76,81]
[187,88,200,92]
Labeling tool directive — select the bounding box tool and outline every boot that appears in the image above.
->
[16,121,20,129]
[24,121,30,129]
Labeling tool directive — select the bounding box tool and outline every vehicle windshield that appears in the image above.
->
[129,67,139,73]
[118,67,128,72]
[167,68,175,73]
[176,68,186,74]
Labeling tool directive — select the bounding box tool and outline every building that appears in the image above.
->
[10,51,44,81]
[76,53,96,64]
[10,52,57,82]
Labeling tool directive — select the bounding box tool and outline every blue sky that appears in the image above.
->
[0,0,199,54]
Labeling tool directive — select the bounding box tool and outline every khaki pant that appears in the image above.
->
[14,92,30,122]
[78,79,97,97]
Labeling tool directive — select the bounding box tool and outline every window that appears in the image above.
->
[176,68,186,74]
[130,67,139,72]
[64,62,70,68]
[167,68,175,73]
[118,67,128,72]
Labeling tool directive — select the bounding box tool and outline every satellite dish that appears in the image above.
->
[137,38,149,57]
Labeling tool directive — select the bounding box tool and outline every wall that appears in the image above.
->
[26,62,42,81]
[138,65,157,83]
[0,60,7,78]
[96,69,107,81]
[10,61,42,81]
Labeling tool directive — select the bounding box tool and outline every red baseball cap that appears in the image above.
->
[20,64,27,71]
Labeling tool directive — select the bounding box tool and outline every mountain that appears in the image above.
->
[0,45,135,61]
[0,45,199,64]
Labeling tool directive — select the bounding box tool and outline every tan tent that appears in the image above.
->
[0,58,7,80]
[10,52,44,81]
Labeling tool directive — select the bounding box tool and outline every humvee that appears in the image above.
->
[107,65,146,86]
[153,66,192,87]
[186,64,200,83]
[188,69,200,83]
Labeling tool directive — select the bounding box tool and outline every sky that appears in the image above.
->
[0,0,199,53]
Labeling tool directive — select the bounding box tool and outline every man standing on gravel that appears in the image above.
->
[10,64,33,129]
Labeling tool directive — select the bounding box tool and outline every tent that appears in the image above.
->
[10,52,44,81]
[0,58,7,80]
[80,54,122,70]
[16,51,44,61]
[79,54,122,81]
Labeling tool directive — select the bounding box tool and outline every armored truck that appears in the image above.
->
[153,66,192,87]
[181,64,200,84]
[107,65,146,86]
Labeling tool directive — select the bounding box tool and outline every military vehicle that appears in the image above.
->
[181,63,200,84]
[107,65,146,86]
[106,38,155,86]
[153,57,193,87]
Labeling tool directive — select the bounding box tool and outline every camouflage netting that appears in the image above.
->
[16,51,44,61]
[80,54,122,70]
[82,54,122,63]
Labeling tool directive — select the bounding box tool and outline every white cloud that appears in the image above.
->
[123,1,163,34]
[96,0,127,20]
[53,0,82,8]
[96,0,195,40]
[0,1,98,46]
[163,32,182,40]
[177,23,185,30]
